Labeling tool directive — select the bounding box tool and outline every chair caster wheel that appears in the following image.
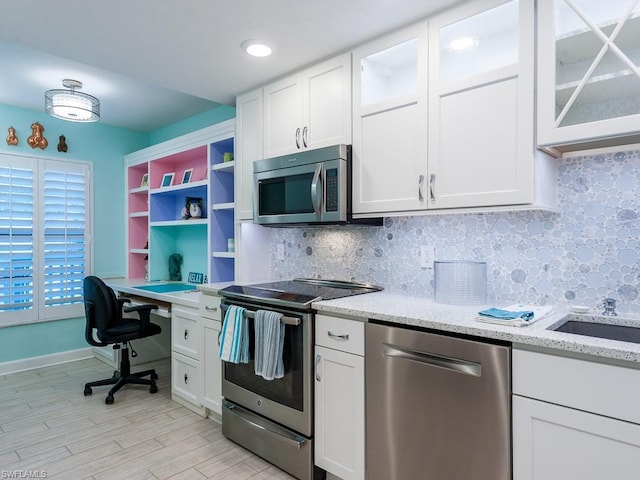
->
[84,387,92,396]
[151,372,158,380]
[105,395,114,405]
[150,384,158,394]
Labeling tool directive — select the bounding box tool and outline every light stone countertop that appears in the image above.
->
[313,292,640,365]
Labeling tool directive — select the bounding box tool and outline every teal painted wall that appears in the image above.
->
[0,102,235,365]
[149,105,235,145]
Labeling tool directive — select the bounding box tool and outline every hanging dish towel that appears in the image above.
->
[476,304,554,327]
[254,309,285,380]
[219,305,249,363]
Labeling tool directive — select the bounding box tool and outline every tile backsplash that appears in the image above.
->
[271,147,640,314]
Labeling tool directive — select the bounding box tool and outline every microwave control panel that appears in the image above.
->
[325,168,338,212]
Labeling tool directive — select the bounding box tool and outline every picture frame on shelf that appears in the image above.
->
[181,168,193,184]
[140,173,149,188]
[161,172,174,188]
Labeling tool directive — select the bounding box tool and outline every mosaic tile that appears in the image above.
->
[271,148,640,314]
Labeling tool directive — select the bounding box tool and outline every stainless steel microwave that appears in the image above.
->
[253,144,381,227]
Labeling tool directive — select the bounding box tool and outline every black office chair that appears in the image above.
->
[83,275,162,404]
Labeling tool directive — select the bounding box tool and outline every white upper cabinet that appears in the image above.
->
[537,0,640,155]
[235,88,263,221]
[428,0,555,211]
[263,53,352,158]
[352,22,429,215]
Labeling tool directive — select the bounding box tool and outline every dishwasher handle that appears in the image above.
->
[382,342,481,377]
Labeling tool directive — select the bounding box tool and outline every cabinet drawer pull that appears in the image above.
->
[315,354,321,382]
[217,331,222,346]
[418,174,425,202]
[205,306,218,312]
[295,127,301,149]
[184,329,189,340]
[302,126,308,148]
[184,373,189,384]
[327,331,349,340]
[429,173,436,201]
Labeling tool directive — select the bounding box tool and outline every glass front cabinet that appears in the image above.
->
[537,0,640,155]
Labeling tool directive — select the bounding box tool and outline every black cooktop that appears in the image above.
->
[219,278,382,310]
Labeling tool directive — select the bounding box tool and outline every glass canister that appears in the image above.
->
[434,260,487,305]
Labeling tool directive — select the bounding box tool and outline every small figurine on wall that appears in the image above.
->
[27,122,48,150]
[57,134,68,153]
[6,126,18,146]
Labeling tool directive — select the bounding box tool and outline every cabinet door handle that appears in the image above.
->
[327,331,349,340]
[429,173,436,201]
[302,126,308,148]
[184,329,189,340]
[295,127,301,149]
[418,174,425,202]
[217,331,222,346]
[205,306,218,312]
[184,373,189,384]
[315,354,321,382]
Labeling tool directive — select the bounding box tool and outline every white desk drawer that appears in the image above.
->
[172,306,201,359]
[316,314,364,356]
[199,294,221,321]
[171,352,202,407]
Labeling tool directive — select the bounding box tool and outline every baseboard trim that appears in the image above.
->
[0,348,95,375]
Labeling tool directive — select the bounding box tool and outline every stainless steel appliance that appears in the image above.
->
[219,278,382,480]
[366,321,511,480]
[253,144,381,226]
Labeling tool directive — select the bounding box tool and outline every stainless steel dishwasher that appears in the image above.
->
[366,321,511,480]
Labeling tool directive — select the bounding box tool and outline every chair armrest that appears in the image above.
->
[117,297,131,309]
[123,303,158,329]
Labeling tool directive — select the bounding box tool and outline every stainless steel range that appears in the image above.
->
[218,278,382,480]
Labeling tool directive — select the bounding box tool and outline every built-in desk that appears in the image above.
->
[102,278,226,418]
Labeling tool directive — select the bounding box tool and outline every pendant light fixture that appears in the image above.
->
[45,79,100,122]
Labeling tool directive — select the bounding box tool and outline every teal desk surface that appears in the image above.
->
[133,283,198,293]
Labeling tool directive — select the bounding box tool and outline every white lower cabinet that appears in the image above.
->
[314,315,365,480]
[202,318,222,415]
[513,396,640,480]
[513,347,640,479]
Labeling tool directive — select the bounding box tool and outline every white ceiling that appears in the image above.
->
[0,0,462,132]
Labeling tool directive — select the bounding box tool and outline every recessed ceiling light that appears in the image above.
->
[241,40,273,57]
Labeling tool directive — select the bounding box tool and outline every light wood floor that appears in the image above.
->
[0,357,295,480]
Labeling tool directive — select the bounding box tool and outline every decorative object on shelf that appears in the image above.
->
[168,253,183,281]
[6,126,18,146]
[140,173,149,188]
[187,197,203,218]
[27,122,48,150]
[45,79,100,122]
[57,134,68,152]
[223,152,234,162]
[161,172,174,187]
[181,168,193,184]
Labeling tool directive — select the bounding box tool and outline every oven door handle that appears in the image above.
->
[224,402,307,449]
[221,302,301,326]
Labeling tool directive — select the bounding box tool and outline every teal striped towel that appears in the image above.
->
[219,305,249,363]
[254,309,285,381]
[478,307,534,321]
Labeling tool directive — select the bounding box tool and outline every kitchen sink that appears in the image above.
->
[550,315,640,344]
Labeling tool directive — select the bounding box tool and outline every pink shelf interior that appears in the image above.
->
[149,145,208,189]
[129,191,148,214]
[128,216,148,250]
[129,253,147,279]
[128,163,148,189]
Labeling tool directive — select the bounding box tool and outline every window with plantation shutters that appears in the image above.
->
[0,154,92,326]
